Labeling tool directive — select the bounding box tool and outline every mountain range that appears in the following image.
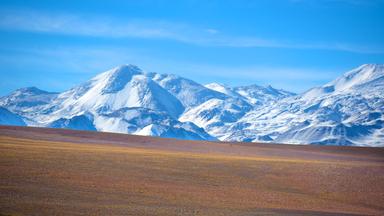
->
[0,64,383,146]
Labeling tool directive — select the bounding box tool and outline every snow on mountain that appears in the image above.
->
[39,65,184,123]
[301,64,384,102]
[205,82,294,106]
[233,84,295,106]
[149,73,227,108]
[179,98,252,139]
[135,121,216,141]
[327,64,384,93]
[0,87,58,120]
[185,82,294,139]
[0,63,382,146]
[0,107,26,126]
[3,65,215,141]
[147,74,256,139]
[93,107,215,140]
[226,64,384,146]
[204,83,242,98]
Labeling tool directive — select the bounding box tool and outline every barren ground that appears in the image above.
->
[0,126,383,215]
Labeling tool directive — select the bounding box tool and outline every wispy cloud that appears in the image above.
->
[0,10,184,39]
[0,44,343,93]
[0,9,383,53]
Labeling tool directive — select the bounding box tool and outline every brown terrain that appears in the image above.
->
[0,125,383,216]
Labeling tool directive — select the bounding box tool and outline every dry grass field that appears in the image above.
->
[0,126,383,216]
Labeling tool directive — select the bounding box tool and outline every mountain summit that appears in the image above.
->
[226,64,384,146]
[0,64,383,146]
[101,64,143,94]
[326,64,384,92]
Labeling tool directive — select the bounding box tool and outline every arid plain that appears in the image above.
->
[0,126,383,216]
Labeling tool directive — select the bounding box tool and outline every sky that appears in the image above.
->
[0,0,383,95]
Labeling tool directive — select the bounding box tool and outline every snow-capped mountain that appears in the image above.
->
[0,65,216,141]
[45,65,184,121]
[234,84,295,106]
[149,73,227,108]
[205,83,243,98]
[93,107,215,140]
[180,82,290,139]
[0,87,58,122]
[0,63,382,146]
[179,97,252,139]
[226,64,384,146]
[205,82,294,106]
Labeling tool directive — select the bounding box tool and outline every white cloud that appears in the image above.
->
[0,9,382,53]
[0,44,343,93]
[0,10,179,39]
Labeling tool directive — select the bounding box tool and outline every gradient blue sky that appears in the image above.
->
[0,0,383,95]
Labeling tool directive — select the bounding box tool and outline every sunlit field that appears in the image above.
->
[1,126,383,216]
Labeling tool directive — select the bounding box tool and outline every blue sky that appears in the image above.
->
[0,0,383,95]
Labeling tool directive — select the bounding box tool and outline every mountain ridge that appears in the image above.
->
[0,63,383,146]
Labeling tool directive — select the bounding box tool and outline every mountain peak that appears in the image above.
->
[13,86,53,95]
[114,64,142,74]
[353,63,384,77]
[325,64,384,92]
[205,82,227,87]
[18,86,40,92]
[1,63,382,146]
[205,82,229,92]
[107,64,143,79]
[101,64,143,94]
[360,63,384,70]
